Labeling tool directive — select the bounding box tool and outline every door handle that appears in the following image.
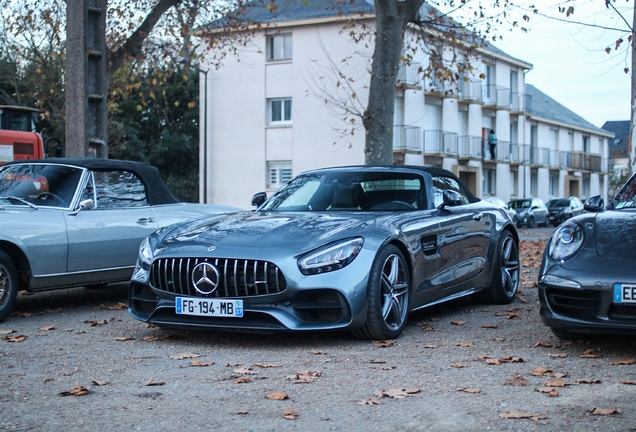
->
[472,212,483,221]
[137,217,155,224]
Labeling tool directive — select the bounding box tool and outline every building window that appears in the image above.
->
[268,162,292,188]
[482,168,495,196]
[267,34,292,61]
[269,99,292,124]
[549,173,559,196]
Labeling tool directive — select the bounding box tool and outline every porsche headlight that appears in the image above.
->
[548,221,584,261]
[139,237,154,270]
[298,238,364,275]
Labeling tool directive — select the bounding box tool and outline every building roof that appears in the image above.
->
[602,120,630,156]
[203,0,531,67]
[525,84,613,136]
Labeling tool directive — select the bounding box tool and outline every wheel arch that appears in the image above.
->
[383,239,413,282]
[0,241,31,291]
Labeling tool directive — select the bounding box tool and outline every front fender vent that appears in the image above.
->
[149,258,287,297]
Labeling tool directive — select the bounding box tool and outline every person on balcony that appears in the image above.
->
[488,129,497,160]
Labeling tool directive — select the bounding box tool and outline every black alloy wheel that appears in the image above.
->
[0,251,18,322]
[479,231,519,304]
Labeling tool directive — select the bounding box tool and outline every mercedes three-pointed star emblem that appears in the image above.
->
[191,262,220,295]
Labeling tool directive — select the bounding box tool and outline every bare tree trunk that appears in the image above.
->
[363,0,422,165]
[630,3,636,176]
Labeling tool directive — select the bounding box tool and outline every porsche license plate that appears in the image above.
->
[176,297,243,317]
[613,284,636,304]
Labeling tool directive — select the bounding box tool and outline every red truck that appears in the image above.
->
[0,105,44,164]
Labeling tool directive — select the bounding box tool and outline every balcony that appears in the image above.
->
[423,76,454,95]
[457,135,482,159]
[423,130,457,154]
[510,92,531,113]
[397,62,422,89]
[393,125,421,152]
[510,144,530,164]
[458,79,482,102]
[529,147,550,166]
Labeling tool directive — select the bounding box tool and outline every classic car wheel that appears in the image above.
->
[0,251,18,323]
[526,216,534,228]
[356,245,410,340]
[480,231,519,304]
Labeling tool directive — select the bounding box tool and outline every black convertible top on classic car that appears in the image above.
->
[3,157,179,205]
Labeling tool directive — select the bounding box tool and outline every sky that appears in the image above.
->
[484,0,632,129]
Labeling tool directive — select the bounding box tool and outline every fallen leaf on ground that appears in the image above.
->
[504,375,528,386]
[621,380,636,385]
[530,367,553,377]
[286,371,322,383]
[499,409,547,420]
[458,387,481,394]
[92,380,106,386]
[236,409,248,415]
[451,362,467,368]
[0,329,16,335]
[372,340,395,348]
[423,344,438,349]
[430,316,441,321]
[358,398,382,406]
[580,349,600,358]
[481,324,498,329]
[233,367,255,375]
[84,320,108,327]
[59,385,90,396]
[589,407,621,416]
[499,355,524,363]
[575,378,601,384]
[191,359,214,367]
[282,408,299,420]
[310,349,327,355]
[493,337,505,342]
[369,359,386,364]
[146,379,166,386]
[375,388,420,399]
[547,353,568,358]
[535,387,559,397]
[416,322,435,331]
[142,336,159,342]
[114,336,134,341]
[169,352,200,360]
[456,342,475,347]
[254,363,282,368]
[375,365,397,370]
[534,341,555,348]
[545,379,568,387]
[610,358,634,366]
[93,302,127,310]
[451,320,466,326]
[40,325,56,331]
[234,377,251,384]
[42,377,54,383]
[266,392,289,400]
[3,335,26,342]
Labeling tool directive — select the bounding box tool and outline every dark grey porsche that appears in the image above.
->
[539,172,636,340]
[129,166,519,339]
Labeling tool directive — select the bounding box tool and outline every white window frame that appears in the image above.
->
[269,98,292,124]
[268,161,292,188]
[267,34,292,61]
[482,168,495,196]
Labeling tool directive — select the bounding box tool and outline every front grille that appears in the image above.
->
[546,287,602,318]
[150,257,287,297]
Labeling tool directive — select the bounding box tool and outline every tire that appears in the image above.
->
[551,327,587,341]
[0,250,19,323]
[512,216,518,227]
[479,231,519,304]
[355,245,410,340]
[526,216,534,228]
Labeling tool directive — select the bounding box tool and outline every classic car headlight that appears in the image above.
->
[139,237,154,270]
[548,221,584,261]
[298,237,364,275]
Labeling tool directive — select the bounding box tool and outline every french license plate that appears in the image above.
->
[176,297,243,317]
[613,284,636,304]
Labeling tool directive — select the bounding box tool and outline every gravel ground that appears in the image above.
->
[1,227,635,431]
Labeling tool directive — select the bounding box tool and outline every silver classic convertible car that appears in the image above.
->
[0,158,236,322]
[129,166,520,339]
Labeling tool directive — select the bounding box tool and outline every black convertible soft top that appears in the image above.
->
[3,158,180,205]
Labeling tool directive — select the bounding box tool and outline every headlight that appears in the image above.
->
[298,237,364,275]
[548,221,584,261]
[139,237,154,270]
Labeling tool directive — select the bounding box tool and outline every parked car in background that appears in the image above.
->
[538,173,636,339]
[546,197,584,226]
[0,158,238,322]
[508,197,549,228]
[129,166,520,340]
[484,197,518,226]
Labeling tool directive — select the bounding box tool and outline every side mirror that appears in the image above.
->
[438,189,463,210]
[251,192,267,208]
[80,199,94,210]
[584,195,604,212]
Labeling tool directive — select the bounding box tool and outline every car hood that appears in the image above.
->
[158,211,386,254]
[548,206,567,212]
[593,210,636,259]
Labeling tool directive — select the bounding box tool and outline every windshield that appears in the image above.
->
[509,200,530,209]
[0,164,83,208]
[609,173,636,209]
[259,171,425,212]
[547,199,569,208]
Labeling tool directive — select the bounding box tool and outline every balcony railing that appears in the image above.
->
[459,79,482,102]
[549,150,560,168]
[393,125,421,152]
[457,135,482,158]
[530,147,550,166]
[397,62,421,88]
[510,92,530,113]
[423,130,457,154]
[496,87,511,108]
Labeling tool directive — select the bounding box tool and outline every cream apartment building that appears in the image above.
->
[199,0,612,209]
